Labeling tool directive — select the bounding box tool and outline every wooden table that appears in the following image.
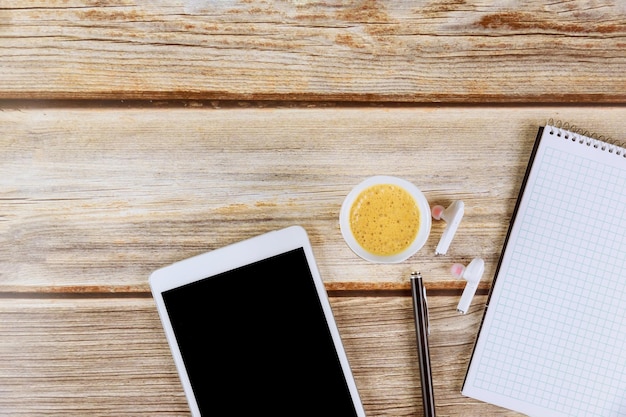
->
[1,2,625,416]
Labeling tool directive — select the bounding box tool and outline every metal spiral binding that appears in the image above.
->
[547,118,626,157]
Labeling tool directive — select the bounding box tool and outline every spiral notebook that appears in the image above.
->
[462,124,626,417]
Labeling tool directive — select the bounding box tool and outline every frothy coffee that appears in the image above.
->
[349,183,420,256]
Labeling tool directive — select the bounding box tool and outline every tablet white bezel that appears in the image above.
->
[149,225,365,416]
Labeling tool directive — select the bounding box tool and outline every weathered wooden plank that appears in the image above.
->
[1,1,625,102]
[0,295,522,416]
[2,106,625,292]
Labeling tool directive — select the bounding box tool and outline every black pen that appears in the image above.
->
[410,271,436,417]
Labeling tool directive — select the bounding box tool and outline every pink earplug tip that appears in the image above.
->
[451,263,465,278]
[432,205,444,220]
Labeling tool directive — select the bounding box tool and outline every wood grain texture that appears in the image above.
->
[1,1,625,102]
[0,294,523,416]
[2,106,625,292]
[2,2,623,415]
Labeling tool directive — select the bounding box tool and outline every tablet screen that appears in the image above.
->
[162,247,359,415]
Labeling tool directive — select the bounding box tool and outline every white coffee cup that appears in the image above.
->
[340,176,431,263]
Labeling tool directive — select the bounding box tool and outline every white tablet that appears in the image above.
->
[149,225,366,416]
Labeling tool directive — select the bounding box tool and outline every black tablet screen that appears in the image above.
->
[162,247,359,415]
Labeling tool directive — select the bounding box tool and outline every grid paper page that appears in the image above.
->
[463,126,626,417]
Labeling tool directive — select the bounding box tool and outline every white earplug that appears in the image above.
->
[451,258,484,314]
[432,201,464,255]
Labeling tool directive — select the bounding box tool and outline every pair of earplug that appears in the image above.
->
[431,201,484,314]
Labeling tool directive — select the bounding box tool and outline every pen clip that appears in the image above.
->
[422,280,431,336]
[412,271,431,336]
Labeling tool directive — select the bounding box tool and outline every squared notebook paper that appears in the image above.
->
[462,124,626,417]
